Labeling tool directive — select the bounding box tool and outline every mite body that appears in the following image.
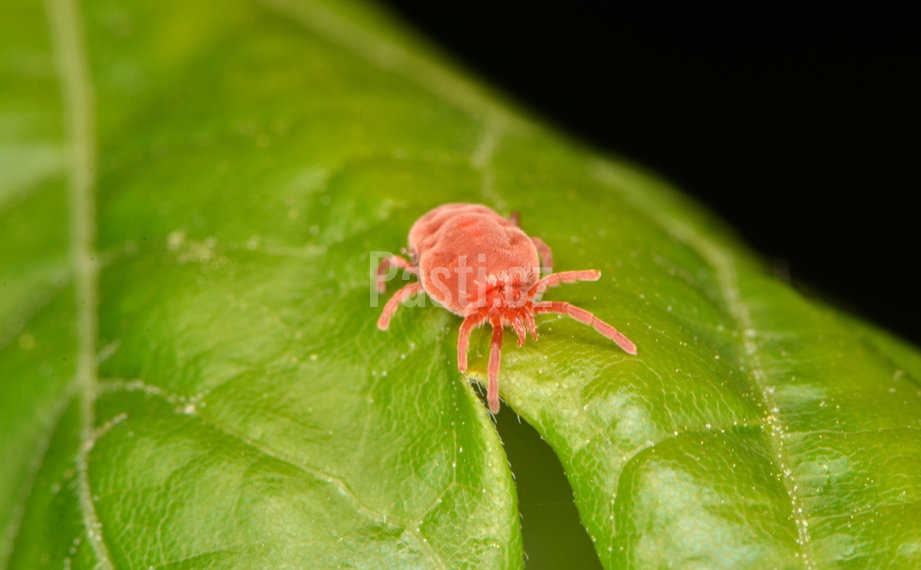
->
[377,203,636,413]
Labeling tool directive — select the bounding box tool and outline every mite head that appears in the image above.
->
[478,268,536,312]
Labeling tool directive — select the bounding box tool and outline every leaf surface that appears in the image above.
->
[1,0,920,568]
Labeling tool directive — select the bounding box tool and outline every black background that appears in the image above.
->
[384,2,920,346]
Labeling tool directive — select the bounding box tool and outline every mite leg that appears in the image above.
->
[487,317,505,413]
[534,301,637,355]
[511,318,528,347]
[377,282,425,330]
[524,311,538,341]
[531,237,554,274]
[529,270,601,300]
[376,255,417,293]
[457,311,488,372]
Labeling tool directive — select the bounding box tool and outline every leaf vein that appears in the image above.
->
[255,0,517,130]
[471,124,508,213]
[593,163,817,567]
[44,0,114,567]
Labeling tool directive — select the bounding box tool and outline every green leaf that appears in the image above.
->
[2,0,920,569]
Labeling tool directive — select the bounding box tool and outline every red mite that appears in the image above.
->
[376,203,637,413]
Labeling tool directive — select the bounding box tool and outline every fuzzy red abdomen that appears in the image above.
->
[414,211,540,315]
[408,203,511,258]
